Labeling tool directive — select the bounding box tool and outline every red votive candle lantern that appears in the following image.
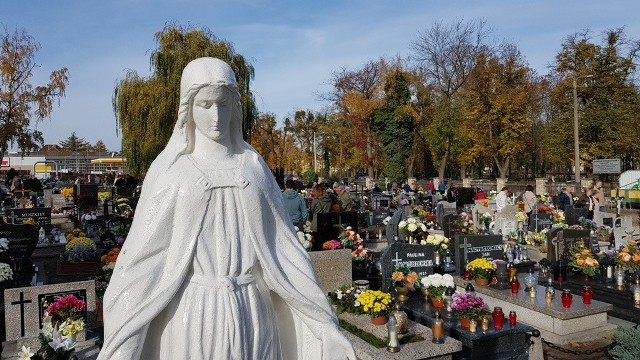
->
[492,307,504,330]
[510,278,520,294]
[582,286,593,305]
[509,311,517,327]
[561,289,573,308]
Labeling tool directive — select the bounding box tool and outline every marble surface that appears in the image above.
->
[338,311,462,360]
[454,276,612,320]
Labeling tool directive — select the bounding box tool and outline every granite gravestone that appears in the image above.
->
[442,214,459,239]
[472,203,491,229]
[564,205,588,226]
[367,210,390,226]
[531,213,554,232]
[546,227,563,262]
[315,212,358,246]
[454,234,504,275]
[386,206,409,242]
[436,202,457,228]
[6,208,53,235]
[380,243,435,292]
[4,280,96,344]
[74,184,99,206]
[558,229,590,261]
[0,220,38,265]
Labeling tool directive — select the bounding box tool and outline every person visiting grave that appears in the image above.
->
[334,182,355,211]
[593,179,606,212]
[495,186,509,212]
[578,188,597,220]
[309,184,333,232]
[98,58,355,360]
[556,185,574,211]
[282,179,308,229]
[522,185,537,224]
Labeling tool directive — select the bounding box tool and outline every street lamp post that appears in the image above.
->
[572,74,593,186]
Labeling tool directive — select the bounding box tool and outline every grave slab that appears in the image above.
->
[338,311,462,360]
[308,249,352,294]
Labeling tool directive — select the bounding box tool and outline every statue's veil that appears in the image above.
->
[154,57,245,172]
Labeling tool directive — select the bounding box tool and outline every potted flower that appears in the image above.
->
[420,273,455,308]
[97,191,111,205]
[568,244,600,279]
[455,212,476,235]
[328,284,364,314]
[357,289,392,325]
[451,291,489,329]
[515,211,527,224]
[398,216,428,242]
[614,240,640,274]
[59,235,101,276]
[596,225,611,241]
[423,234,450,254]
[466,258,494,286]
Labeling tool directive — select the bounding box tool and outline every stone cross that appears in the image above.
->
[391,252,403,268]
[6,211,18,224]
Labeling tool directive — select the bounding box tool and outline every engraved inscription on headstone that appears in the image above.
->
[380,243,434,291]
[7,207,53,234]
[564,205,588,226]
[559,229,590,261]
[531,213,554,232]
[454,234,504,275]
[0,220,39,260]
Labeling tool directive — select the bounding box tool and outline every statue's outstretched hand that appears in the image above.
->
[322,328,356,360]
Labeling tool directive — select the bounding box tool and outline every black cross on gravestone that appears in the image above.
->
[11,291,32,337]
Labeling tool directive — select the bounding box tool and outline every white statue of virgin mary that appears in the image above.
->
[98,57,355,360]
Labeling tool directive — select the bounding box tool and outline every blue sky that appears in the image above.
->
[2,0,639,151]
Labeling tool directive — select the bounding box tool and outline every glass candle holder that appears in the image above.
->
[582,286,593,305]
[492,307,504,330]
[561,289,573,308]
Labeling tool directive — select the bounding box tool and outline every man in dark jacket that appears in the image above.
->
[282,180,308,230]
[557,185,574,211]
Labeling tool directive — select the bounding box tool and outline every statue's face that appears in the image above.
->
[192,86,233,141]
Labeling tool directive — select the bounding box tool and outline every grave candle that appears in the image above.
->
[633,278,640,306]
[509,311,517,327]
[582,286,593,305]
[561,289,573,308]
[492,307,504,330]
[432,310,445,344]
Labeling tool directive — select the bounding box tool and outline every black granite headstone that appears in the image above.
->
[603,217,613,228]
[454,234,504,275]
[559,229,590,261]
[6,208,52,234]
[315,212,359,248]
[367,210,390,226]
[0,219,38,261]
[564,205,588,226]
[588,236,601,254]
[436,201,457,228]
[380,243,434,292]
[531,213,553,232]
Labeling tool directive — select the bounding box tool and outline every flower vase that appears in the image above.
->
[395,286,409,303]
[484,221,490,231]
[474,278,490,286]
[430,296,444,308]
[459,317,471,330]
[371,315,388,325]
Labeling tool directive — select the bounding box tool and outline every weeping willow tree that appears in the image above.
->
[114,24,257,175]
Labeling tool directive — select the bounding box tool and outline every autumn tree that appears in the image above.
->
[546,29,640,175]
[461,45,542,179]
[0,27,68,159]
[412,18,491,181]
[91,140,108,153]
[114,24,257,175]
[322,60,385,178]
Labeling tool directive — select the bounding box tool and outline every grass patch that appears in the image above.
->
[339,319,426,348]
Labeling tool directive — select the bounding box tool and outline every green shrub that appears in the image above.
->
[609,326,640,360]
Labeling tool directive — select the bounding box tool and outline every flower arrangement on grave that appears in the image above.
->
[530,230,547,248]
[410,205,429,220]
[420,273,455,300]
[569,244,600,277]
[596,225,611,238]
[328,284,363,314]
[454,212,476,235]
[614,240,640,273]
[578,216,597,230]
[537,205,553,214]
[100,248,120,279]
[0,262,13,282]
[451,292,489,320]
[552,210,565,224]
[36,294,86,360]
[515,211,528,223]
[357,290,392,318]
[551,222,568,230]
[294,226,312,250]
[516,200,525,212]
[383,216,392,226]
[479,212,493,225]
[537,194,548,204]
[481,199,490,208]
[391,266,421,291]
[466,258,494,279]
[97,192,111,203]
[61,187,74,200]
[62,237,98,263]
[398,216,428,240]
[322,239,343,250]
[337,226,369,265]
[422,234,450,254]
[116,200,133,216]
